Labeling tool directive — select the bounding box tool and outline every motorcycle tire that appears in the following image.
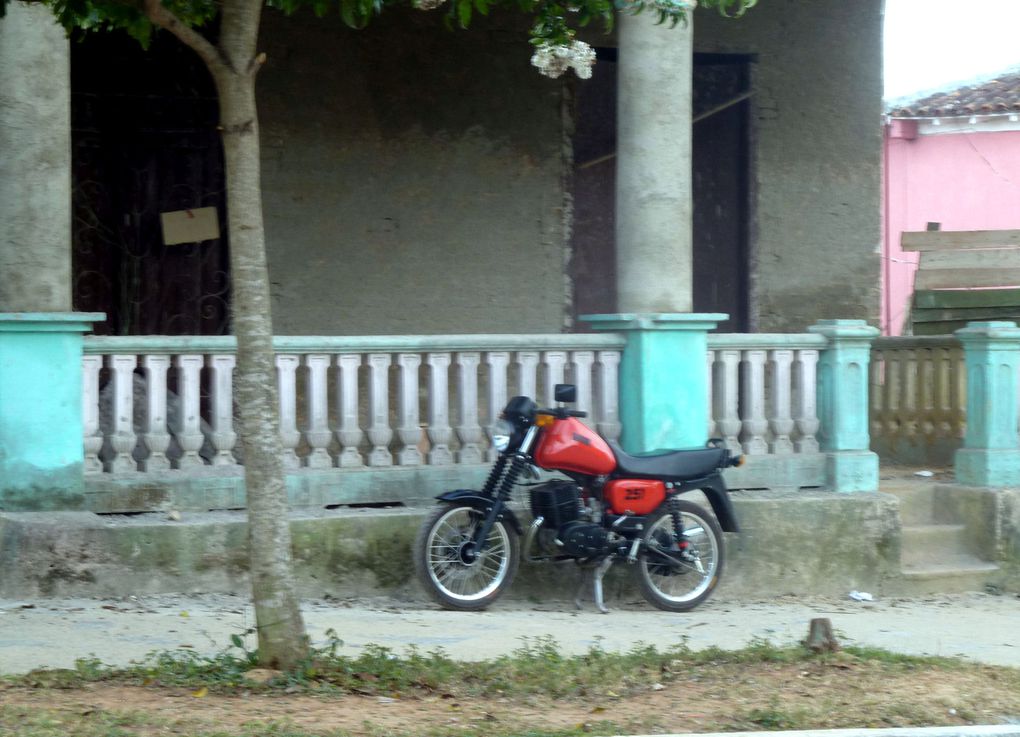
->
[636,500,724,612]
[414,502,520,611]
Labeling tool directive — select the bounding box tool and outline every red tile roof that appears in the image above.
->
[888,71,1020,118]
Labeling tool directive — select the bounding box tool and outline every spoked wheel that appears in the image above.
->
[414,503,520,610]
[636,500,724,612]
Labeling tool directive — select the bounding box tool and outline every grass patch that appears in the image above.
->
[4,636,1020,737]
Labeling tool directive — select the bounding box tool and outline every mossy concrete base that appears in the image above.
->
[1,491,908,601]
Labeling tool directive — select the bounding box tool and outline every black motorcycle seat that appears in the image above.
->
[608,441,727,481]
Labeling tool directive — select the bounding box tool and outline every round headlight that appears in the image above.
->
[492,418,515,452]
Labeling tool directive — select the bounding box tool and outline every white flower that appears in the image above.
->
[530,40,596,80]
[413,0,446,10]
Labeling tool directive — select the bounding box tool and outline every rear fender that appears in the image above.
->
[434,489,524,535]
[675,474,739,533]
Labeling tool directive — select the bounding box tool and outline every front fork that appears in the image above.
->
[464,425,539,561]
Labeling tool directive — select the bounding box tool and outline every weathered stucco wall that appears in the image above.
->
[696,0,883,332]
[257,10,568,335]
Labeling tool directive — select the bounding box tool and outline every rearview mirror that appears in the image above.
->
[554,384,576,404]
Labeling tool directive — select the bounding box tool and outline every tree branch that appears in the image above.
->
[141,0,226,74]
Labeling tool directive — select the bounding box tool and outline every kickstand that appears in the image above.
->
[574,557,614,614]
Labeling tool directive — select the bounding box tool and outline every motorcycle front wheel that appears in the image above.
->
[636,500,724,612]
[414,503,520,610]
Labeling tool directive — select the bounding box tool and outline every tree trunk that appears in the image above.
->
[142,0,309,670]
[212,2,308,669]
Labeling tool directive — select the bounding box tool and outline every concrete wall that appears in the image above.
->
[882,124,1020,335]
[252,1,883,336]
[696,0,884,332]
[257,9,569,335]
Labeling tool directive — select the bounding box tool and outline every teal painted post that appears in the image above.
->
[0,313,104,511]
[954,321,1020,487]
[808,319,880,492]
[582,313,726,452]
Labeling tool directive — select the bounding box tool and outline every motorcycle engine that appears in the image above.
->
[556,521,610,557]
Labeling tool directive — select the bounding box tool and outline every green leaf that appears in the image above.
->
[473,0,489,17]
[457,0,471,27]
[230,634,244,649]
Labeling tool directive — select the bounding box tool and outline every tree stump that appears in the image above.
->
[806,617,840,653]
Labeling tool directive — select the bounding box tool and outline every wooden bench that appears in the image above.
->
[903,228,1020,335]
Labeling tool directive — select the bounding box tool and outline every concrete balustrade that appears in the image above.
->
[74,331,845,498]
[81,334,625,476]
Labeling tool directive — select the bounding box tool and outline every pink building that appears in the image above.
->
[883,72,1020,335]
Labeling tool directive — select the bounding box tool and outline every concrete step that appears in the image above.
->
[896,554,1000,595]
[900,523,972,567]
[880,481,936,525]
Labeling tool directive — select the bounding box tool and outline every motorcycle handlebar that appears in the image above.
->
[537,408,588,419]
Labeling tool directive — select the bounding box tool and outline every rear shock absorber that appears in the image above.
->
[668,496,688,551]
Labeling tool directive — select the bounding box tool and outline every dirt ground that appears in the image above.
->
[4,655,1020,736]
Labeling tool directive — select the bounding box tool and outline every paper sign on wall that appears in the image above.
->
[160,207,220,246]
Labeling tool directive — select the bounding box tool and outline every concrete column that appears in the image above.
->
[0,1,73,312]
[584,313,725,452]
[808,319,880,492]
[954,321,1020,487]
[0,313,103,510]
[615,10,693,313]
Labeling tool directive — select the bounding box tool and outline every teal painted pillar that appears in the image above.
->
[954,321,1020,487]
[582,313,725,452]
[0,313,103,510]
[808,319,880,493]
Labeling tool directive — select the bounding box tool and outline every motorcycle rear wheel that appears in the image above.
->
[414,503,520,610]
[636,500,724,612]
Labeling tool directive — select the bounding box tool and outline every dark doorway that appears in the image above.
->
[71,30,230,336]
[569,51,752,332]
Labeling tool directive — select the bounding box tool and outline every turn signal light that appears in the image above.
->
[535,414,555,428]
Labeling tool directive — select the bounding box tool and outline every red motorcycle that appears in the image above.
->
[414,384,742,613]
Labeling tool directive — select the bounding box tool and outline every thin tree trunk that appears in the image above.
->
[143,0,310,670]
[215,67,308,670]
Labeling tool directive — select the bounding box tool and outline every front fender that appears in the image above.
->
[434,489,524,535]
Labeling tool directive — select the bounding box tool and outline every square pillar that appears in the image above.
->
[582,313,725,452]
[954,321,1020,487]
[0,313,104,510]
[808,319,880,492]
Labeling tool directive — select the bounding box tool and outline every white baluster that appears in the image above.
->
[571,350,595,426]
[768,349,795,455]
[397,353,423,466]
[707,350,717,439]
[82,355,103,474]
[275,354,301,470]
[517,351,539,400]
[335,354,364,467]
[140,355,172,471]
[366,353,393,467]
[715,349,741,454]
[794,349,820,454]
[869,350,884,440]
[106,354,138,473]
[456,352,484,464]
[485,351,510,461]
[595,350,621,443]
[204,354,238,467]
[542,350,568,405]
[304,354,333,468]
[427,352,454,465]
[740,350,769,455]
[173,354,205,470]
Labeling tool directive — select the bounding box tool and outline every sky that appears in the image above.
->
[883,0,1020,102]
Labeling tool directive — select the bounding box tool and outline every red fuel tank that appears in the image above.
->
[533,417,617,475]
[604,479,666,515]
